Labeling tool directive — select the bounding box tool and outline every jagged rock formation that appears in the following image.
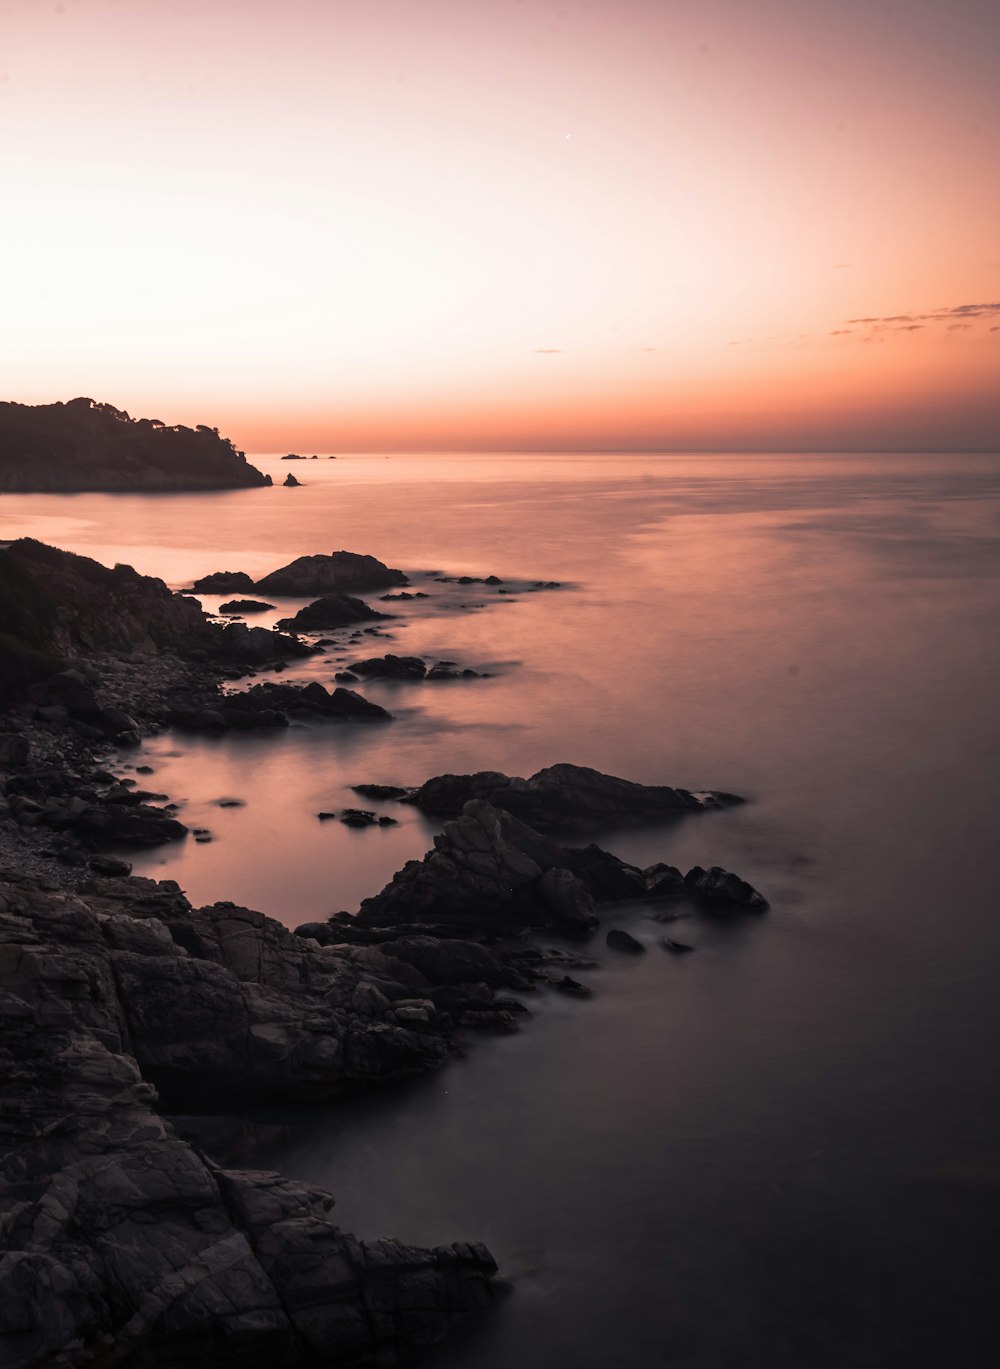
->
[256,553,408,596]
[402,763,742,828]
[0,873,497,1366]
[0,398,270,492]
[346,798,767,942]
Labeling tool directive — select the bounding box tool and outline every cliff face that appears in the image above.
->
[0,398,270,492]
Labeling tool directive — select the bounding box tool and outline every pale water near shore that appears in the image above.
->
[3,451,1000,1365]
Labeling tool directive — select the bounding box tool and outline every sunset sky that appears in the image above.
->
[2,0,998,451]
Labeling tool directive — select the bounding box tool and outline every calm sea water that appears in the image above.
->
[3,451,1000,1366]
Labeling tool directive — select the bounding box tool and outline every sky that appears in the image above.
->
[1,0,998,451]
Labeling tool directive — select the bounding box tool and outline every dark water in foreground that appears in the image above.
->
[3,452,1000,1366]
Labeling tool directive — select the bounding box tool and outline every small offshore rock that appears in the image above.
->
[606,928,645,953]
[352,783,411,801]
[219,598,275,614]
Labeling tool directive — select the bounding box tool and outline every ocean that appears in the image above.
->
[3,450,999,1366]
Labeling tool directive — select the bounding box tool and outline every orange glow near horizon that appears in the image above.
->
[2,0,998,451]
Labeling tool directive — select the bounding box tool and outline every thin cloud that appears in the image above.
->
[534,348,562,354]
[847,302,1000,327]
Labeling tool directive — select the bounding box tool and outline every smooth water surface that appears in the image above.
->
[3,451,999,1365]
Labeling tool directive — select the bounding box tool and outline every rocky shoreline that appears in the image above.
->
[0,536,769,1366]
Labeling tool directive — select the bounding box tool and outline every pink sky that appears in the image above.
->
[2,0,998,450]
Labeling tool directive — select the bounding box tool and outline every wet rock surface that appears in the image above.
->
[0,873,497,1367]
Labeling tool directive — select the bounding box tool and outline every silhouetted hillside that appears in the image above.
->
[0,398,271,491]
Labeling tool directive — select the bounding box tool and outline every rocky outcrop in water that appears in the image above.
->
[255,552,408,596]
[0,540,307,709]
[0,398,270,492]
[169,681,391,731]
[190,570,256,594]
[0,873,497,1367]
[402,763,741,828]
[277,595,388,632]
[218,598,275,615]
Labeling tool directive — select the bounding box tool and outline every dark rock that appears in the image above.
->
[341,808,379,827]
[555,975,592,997]
[317,811,337,820]
[352,783,411,800]
[219,680,391,725]
[350,654,426,680]
[255,551,407,596]
[190,570,256,594]
[283,471,301,486]
[0,732,31,766]
[642,861,687,899]
[684,865,769,911]
[335,670,359,682]
[0,397,271,492]
[405,763,738,829]
[357,800,599,938]
[606,928,645,953]
[277,594,387,632]
[88,854,133,876]
[218,598,275,614]
[0,875,497,1367]
[380,590,430,600]
[660,937,695,952]
[282,452,307,459]
[215,621,311,665]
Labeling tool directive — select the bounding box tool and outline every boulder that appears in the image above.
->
[684,865,769,911]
